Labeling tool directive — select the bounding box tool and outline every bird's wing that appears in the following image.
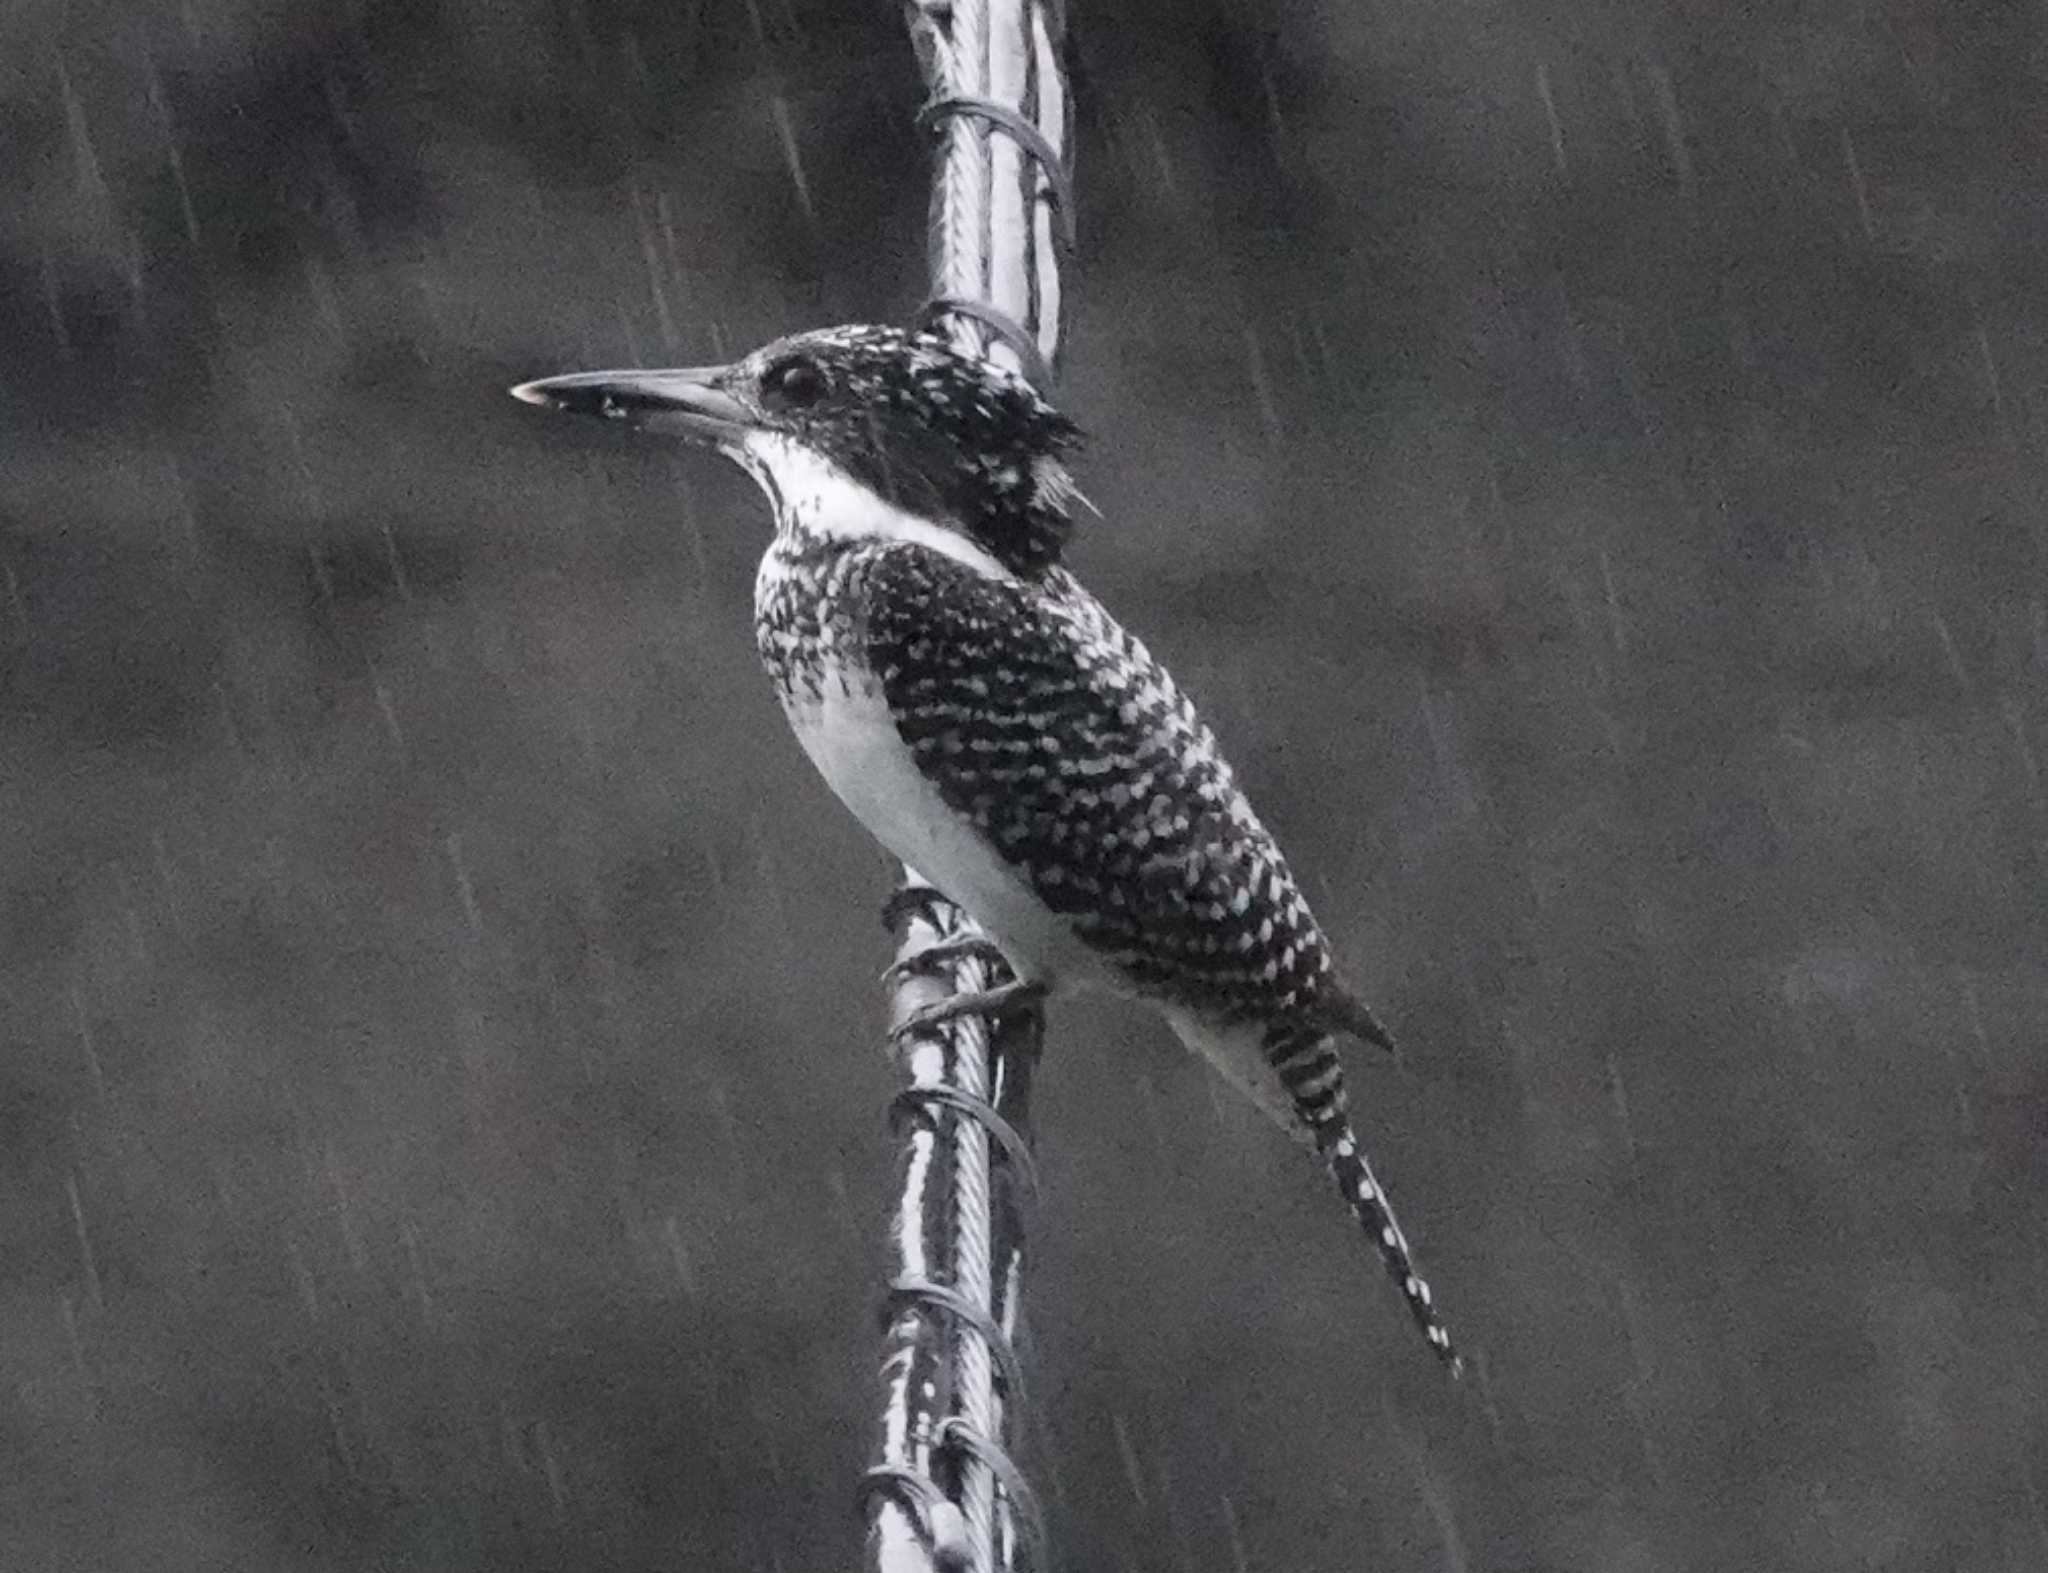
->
[858,545,1349,1029]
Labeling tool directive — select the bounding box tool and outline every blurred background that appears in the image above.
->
[4,1,2045,1568]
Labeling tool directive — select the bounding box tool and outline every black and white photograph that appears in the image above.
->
[3,2,2043,1568]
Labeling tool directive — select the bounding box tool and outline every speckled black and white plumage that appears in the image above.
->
[851,548,1340,1025]
[737,324,1085,576]
[513,324,1460,1374]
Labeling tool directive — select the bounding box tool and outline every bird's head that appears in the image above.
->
[513,324,1087,577]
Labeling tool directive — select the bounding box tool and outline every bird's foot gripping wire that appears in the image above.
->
[891,978,1048,1043]
[879,933,1011,989]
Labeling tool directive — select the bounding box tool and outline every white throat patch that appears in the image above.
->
[735,432,1015,582]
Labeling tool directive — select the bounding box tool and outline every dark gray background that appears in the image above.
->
[4,2,2043,1568]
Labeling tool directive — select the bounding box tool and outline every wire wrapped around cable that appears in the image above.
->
[870,1,1072,1569]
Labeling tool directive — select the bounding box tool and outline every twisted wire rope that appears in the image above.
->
[869,1,1072,1569]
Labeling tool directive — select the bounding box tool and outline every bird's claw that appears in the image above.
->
[879,934,1010,989]
[890,979,1048,1043]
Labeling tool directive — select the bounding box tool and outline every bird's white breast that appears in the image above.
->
[745,449,1102,988]
[783,680,1303,1137]
[777,676,1102,989]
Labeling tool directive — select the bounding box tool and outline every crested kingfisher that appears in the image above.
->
[513,325,1460,1374]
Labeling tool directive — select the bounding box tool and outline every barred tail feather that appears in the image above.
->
[1264,1024,1463,1377]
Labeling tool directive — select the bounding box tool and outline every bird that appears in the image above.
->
[512,324,1461,1374]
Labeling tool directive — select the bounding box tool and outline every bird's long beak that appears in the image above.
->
[509,366,756,447]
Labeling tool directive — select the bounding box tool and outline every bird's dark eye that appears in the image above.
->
[765,358,826,408]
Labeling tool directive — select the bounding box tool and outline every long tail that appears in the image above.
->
[1264,1022,1462,1376]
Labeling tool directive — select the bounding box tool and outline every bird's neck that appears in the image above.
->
[753,522,850,707]
[735,439,1004,578]
[738,431,1086,593]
